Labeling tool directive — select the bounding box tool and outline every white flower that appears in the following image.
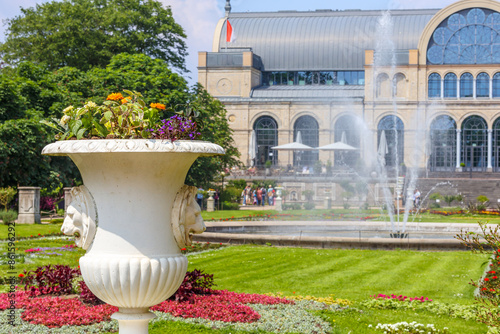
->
[63,105,74,114]
[85,101,97,108]
[59,115,71,126]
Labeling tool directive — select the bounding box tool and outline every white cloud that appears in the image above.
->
[159,0,223,84]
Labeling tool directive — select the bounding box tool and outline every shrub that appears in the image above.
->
[228,179,247,189]
[0,187,16,211]
[20,265,81,297]
[222,201,239,210]
[80,280,104,305]
[283,203,302,210]
[40,196,58,211]
[220,186,243,203]
[429,193,443,201]
[442,195,456,206]
[430,202,441,209]
[0,210,17,225]
[313,160,322,174]
[477,195,490,206]
[265,160,272,168]
[302,190,314,202]
[303,202,315,210]
[343,203,351,209]
[360,202,369,210]
[170,269,215,302]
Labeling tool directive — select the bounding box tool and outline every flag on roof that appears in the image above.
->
[226,19,236,43]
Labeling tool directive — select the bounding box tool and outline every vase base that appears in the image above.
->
[112,308,156,334]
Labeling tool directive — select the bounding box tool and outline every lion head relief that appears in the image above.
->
[171,185,206,249]
[61,186,98,250]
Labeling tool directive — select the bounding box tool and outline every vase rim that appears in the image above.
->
[42,139,225,156]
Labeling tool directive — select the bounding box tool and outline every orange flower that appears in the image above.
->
[150,103,166,110]
[121,97,132,104]
[107,93,124,101]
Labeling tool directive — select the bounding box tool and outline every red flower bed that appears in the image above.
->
[151,290,293,323]
[0,289,294,327]
[21,297,118,328]
[372,293,432,302]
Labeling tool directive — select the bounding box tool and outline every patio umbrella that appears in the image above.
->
[317,142,358,151]
[271,142,315,150]
[378,130,388,167]
[249,130,257,166]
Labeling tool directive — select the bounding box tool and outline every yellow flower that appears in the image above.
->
[59,115,71,126]
[150,103,166,110]
[63,105,74,114]
[107,93,124,101]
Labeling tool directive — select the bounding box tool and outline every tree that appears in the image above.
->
[0,0,187,72]
[184,84,241,188]
[0,119,80,188]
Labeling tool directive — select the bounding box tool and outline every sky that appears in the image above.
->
[0,0,459,85]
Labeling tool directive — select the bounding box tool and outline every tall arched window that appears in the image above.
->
[476,72,490,98]
[430,115,456,171]
[444,73,457,98]
[254,116,278,167]
[376,73,390,98]
[378,116,404,167]
[460,73,474,98]
[293,116,319,168]
[494,118,500,171]
[427,8,500,65]
[393,73,406,98]
[462,116,487,171]
[428,73,441,98]
[493,73,500,97]
[334,115,361,167]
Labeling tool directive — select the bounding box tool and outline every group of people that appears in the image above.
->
[241,185,275,206]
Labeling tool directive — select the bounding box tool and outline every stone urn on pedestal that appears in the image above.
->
[42,139,224,334]
[207,190,216,212]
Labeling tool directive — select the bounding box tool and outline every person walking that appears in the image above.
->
[261,186,267,207]
[256,187,263,206]
[268,185,274,205]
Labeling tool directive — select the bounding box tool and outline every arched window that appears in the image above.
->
[376,73,390,98]
[334,115,361,167]
[430,116,456,171]
[444,73,457,98]
[427,8,500,65]
[378,116,404,167]
[393,73,406,98]
[293,116,319,168]
[462,116,487,171]
[493,73,500,97]
[494,118,500,171]
[476,72,490,98]
[428,73,441,98]
[460,73,473,98]
[254,116,278,167]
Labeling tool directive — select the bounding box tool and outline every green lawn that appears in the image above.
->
[202,207,500,224]
[1,221,494,332]
[186,245,487,304]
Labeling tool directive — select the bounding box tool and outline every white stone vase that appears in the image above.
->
[42,139,224,334]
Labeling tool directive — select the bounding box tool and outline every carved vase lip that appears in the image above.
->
[42,139,225,156]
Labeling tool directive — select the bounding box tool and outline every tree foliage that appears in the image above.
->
[0,54,240,189]
[0,0,187,72]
